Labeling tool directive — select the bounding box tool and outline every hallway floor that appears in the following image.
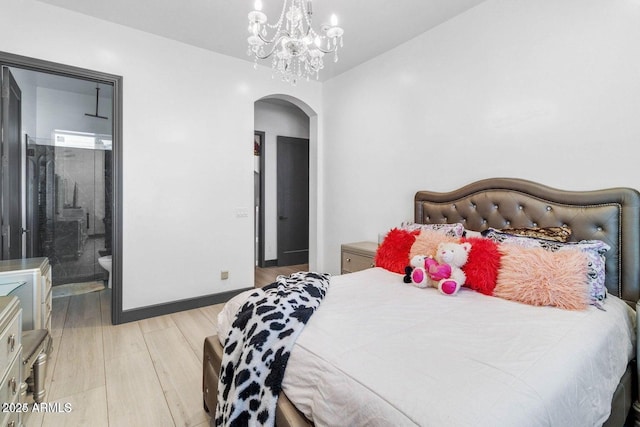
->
[254,263,309,287]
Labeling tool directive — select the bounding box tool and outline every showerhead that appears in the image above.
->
[85,86,108,120]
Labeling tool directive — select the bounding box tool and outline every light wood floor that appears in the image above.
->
[254,263,309,288]
[26,264,308,427]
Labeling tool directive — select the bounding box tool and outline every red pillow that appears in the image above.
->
[375,228,419,274]
[461,237,501,295]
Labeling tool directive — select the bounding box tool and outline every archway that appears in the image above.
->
[253,94,320,279]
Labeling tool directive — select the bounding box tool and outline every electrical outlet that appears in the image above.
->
[221,271,229,280]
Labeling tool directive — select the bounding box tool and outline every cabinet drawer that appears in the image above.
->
[0,353,21,408]
[1,408,20,427]
[0,312,20,374]
[341,252,375,273]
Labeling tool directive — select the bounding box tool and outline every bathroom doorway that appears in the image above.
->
[0,51,124,324]
[12,69,113,287]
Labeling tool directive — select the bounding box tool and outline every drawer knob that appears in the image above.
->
[346,258,351,262]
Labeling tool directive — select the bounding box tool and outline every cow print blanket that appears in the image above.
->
[215,271,331,427]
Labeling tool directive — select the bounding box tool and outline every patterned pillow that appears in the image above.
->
[482,229,609,309]
[400,222,465,237]
[463,229,484,239]
[489,226,572,242]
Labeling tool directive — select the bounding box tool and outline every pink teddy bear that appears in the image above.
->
[432,242,471,295]
[404,255,451,289]
[403,242,471,296]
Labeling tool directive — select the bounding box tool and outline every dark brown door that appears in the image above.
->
[277,136,309,266]
[1,67,23,260]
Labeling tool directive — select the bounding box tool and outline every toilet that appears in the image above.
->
[98,255,112,288]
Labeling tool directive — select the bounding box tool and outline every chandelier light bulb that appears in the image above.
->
[330,14,338,27]
[254,0,263,11]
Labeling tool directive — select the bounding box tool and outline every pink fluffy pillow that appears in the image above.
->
[493,245,589,310]
[409,229,459,260]
[375,228,419,274]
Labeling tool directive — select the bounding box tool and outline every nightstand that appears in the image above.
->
[341,242,378,274]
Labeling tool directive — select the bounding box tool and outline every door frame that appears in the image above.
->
[0,51,125,325]
[255,130,268,268]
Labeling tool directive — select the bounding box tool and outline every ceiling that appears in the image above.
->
[36,0,487,81]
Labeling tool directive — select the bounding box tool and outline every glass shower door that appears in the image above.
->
[26,133,111,286]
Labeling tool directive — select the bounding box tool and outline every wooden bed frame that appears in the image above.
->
[203,177,640,426]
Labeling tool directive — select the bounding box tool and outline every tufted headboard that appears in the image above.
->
[414,178,640,305]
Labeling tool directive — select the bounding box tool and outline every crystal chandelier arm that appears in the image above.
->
[255,28,293,46]
[300,2,343,54]
[252,34,291,59]
[248,0,288,45]
[310,39,340,54]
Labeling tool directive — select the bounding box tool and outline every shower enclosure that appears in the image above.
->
[26,131,112,285]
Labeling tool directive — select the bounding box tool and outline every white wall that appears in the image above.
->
[1,0,322,310]
[36,87,112,137]
[254,100,310,261]
[322,0,640,274]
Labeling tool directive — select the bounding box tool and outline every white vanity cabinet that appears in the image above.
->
[0,296,22,427]
[0,258,52,333]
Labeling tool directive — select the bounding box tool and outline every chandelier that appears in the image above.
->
[247,0,344,84]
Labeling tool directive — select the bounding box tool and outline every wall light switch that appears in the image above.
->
[221,271,229,280]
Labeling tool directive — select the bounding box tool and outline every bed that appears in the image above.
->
[203,177,640,426]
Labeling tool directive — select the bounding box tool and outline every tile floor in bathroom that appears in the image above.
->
[51,236,109,286]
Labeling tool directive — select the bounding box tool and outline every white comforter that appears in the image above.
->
[218,268,636,427]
